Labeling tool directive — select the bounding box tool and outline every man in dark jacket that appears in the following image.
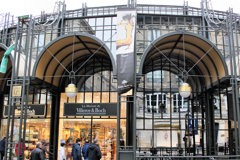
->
[72,138,82,160]
[86,139,102,160]
[0,137,6,160]
[30,142,45,160]
[82,140,89,160]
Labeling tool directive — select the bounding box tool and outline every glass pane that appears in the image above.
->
[58,119,91,159]
[92,119,117,160]
[1,119,50,159]
[137,130,152,148]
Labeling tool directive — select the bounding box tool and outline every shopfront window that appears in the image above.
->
[0,118,50,160]
[0,89,52,159]
[59,92,120,160]
[59,119,117,160]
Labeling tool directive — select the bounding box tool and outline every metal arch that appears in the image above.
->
[160,65,203,92]
[50,48,110,85]
[138,31,229,77]
[144,55,204,91]
[42,40,108,82]
[75,68,112,91]
[47,46,108,84]
[143,65,201,93]
[143,47,212,85]
[160,34,183,68]
[145,54,204,76]
[41,37,112,82]
[184,41,219,77]
[143,36,221,82]
[59,67,112,92]
[58,55,112,90]
[32,32,117,79]
[144,47,211,75]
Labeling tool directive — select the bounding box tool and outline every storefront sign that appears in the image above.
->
[4,104,46,117]
[64,103,117,116]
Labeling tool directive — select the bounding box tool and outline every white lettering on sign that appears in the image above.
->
[76,106,106,115]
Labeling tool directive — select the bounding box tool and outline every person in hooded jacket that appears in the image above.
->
[86,139,102,160]
[72,138,82,160]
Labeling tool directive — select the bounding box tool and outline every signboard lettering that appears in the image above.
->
[64,103,117,116]
[4,104,46,117]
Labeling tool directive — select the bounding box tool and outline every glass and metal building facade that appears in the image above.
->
[0,1,240,159]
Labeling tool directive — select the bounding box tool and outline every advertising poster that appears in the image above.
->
[116,9,136,94]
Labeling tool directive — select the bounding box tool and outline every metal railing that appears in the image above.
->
[63,4,230,19]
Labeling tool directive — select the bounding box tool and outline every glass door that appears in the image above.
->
[60,119,91,159]
[59,119,117,160]
[92,119,117,160]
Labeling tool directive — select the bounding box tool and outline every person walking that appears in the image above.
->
[82,139,89,160]
[30,142,45,160]
[86,139,102,160]
[59,139,66,160]
[15,138,26,160]
[72,138,82,160]
[41,140,53,159]
[0,137,6,160]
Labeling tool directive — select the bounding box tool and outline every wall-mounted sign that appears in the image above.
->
[64,103,117,116]
[12,85,22,97]
[4,104,46,117]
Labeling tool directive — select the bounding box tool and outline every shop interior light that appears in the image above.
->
[179,82,192,98]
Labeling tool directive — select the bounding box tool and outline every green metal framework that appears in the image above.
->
[0,1,240,159]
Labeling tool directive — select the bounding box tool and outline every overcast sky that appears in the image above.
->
[0,0,240,17]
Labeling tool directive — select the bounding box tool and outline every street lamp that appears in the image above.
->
[65,83,77,98]
[65,36,77,98]
[179,82,192,98]
[65,71,77,98]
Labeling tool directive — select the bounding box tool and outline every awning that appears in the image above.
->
[139,32,228,91]
[33,33,116,88]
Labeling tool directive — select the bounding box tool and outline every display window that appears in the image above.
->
[59,92,120,160]
[59,119,117,160]
[0,118,50,159]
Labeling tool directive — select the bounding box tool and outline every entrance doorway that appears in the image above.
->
[59,119,117,160]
